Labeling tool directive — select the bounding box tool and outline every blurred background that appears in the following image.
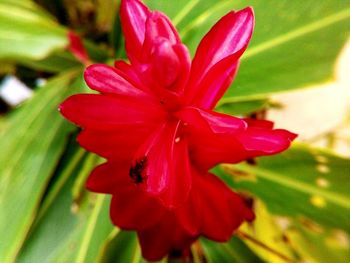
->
[269,40,350,157]
[0,0,349,262]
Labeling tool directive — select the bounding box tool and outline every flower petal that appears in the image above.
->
[148,39,181,89]
[191,57,239,109]
[184,110,296,169]
[176,171,253,240]
[138,213,196,261]
[110,189,166,231]
[149,42,190,93]
[142,11,180,57]
[195,172,252,241]
[86,161,127,194]
[67,31,89,64]
[114,60,151,93]
[191,7,254,82]
[140,40,190,107]
[137,11,190,98]
[88,162,166,230]
[176,107,247,134]
[59,94,165,130]
[177,108,249,169]
[236,127,297,154]
[132,120,192,208]
[172,43,191,92]
[186,7,254,106]
[138,227,171,262]
[190,132,248,170]
[120,0,150,62]
[77,127,153,160]
[84,64,151,97]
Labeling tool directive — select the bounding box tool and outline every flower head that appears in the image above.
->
[60,0,296,260]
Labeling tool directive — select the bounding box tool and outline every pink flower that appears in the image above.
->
[60,0,296,260]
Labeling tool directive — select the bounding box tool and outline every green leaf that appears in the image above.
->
[97,231,144,263]
[16,142,86,263]
[109,1,125,58]
[19,51,82,73]
[217,144,350,233]
[215,99,268,116]
[240,201,296,263]
[16,148,114,263]
[0,0,67,60]
[200,236,264,263]
[0,70,81,263]
[287,223,350,263]
[0,0,56,19]
[230,1,350,101]
[144,0,350,101]
[74,194,114,263]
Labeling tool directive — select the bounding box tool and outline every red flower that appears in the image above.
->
[60,0,296,260]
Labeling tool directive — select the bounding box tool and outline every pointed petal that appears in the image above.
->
[67,31,89,64]
[191,57,239,109]
[132,121,192,208]
[84,64,151,97]
[190,7,253,82]
[59,94,165,130]
[177,107,295,168]
[236,127,297,154]
[120,0,150,62]
[186,7,254,105]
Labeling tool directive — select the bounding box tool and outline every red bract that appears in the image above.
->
[67,31,89,65]
[60,0,296,260]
